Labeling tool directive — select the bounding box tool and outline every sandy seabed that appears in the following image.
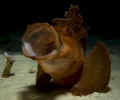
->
[0,37,120,100]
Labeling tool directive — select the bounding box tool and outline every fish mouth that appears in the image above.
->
[21,23,60,60]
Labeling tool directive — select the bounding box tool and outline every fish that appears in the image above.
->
[21,5,111,96]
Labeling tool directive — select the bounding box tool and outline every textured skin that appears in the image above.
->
[71,42,111,96]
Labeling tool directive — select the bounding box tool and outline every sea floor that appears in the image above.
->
[0,35,120,100]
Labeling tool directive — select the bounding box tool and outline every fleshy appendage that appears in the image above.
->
[71,41,111,96]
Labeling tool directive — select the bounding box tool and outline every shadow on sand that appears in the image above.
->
[19,84,111,100]
[19,85,71,100]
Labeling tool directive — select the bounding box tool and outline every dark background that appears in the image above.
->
[1,1,120,41]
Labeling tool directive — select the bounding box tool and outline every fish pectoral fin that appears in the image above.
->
[35,64,52,91]
[71,41,111,96]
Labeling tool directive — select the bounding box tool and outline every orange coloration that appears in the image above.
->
[21,5,111,96]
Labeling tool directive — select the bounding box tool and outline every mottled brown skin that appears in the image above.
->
[35,64,52,91]
[71,42,111,96]
[21,5,111,96]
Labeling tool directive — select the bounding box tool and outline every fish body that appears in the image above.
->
[22,5,111,96]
